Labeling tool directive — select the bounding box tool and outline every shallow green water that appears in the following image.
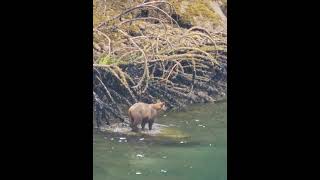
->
[93,102,227,180]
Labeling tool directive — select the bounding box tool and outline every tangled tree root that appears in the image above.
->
[93,0,227,128]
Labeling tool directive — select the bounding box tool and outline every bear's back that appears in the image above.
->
[129,102,151,117]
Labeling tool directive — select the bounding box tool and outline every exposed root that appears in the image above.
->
[93,0,227,127]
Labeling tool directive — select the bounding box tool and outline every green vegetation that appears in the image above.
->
[98,55,119,65]
[169,0,221,28]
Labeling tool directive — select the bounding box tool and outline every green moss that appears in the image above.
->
[98,55,118,65]
[169,0,221,27]
[98,54,131,65]
[93,0,129,27]
[123,24,141,36]
[187,2,220,24]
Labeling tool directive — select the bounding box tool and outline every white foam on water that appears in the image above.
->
[136,154,144,158]
[160,169,167,173]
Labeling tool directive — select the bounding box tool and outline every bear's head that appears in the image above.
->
[153,101,167,111]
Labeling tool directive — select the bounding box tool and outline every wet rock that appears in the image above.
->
[189,93,198,102]
[197,91,207,97]
[207,86,218,96]
[205,96,215,103]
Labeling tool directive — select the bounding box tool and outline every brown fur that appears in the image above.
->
[128,102,166,132]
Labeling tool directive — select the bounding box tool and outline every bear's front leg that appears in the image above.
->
[141,121,146,131]
[148,120,154,130]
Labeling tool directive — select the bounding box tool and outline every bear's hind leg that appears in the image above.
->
[130,118,140,132]
[131,125,139,132]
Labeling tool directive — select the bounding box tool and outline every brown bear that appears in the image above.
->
[128,101,167,132]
